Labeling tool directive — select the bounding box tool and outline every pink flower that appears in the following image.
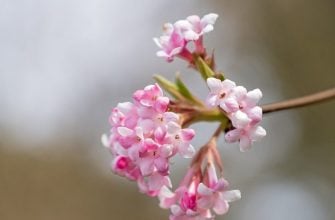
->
[154,13,219,62]
[206,78,237,112]
[159,164,240,219]
[206,77,266,151]
[104,83,195,196]
[197,164,241,215]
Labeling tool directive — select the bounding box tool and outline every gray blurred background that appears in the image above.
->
[0,0,334,219]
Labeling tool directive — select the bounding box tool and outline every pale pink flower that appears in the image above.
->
[154,13,219,62]
[166,121,195,158]
[159,164,240,219]
[225,123,266,152]
[206,78,237,112]
[154,23,188,62]
[197,164,241,215]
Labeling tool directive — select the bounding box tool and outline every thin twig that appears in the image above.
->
[262,87,335,114]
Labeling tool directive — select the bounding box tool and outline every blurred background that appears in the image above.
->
[0,0,334,219]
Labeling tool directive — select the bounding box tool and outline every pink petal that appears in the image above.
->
[250,126,266,141]
[220,97,239,113]
[231,86,247,101]
[225,128,242,143]
[159,186,176,208]
[231,110,251,129]
[201,13,218,26]
[206,163,218,187]
[206,94,219,107]
[247,106,263,124]
[139,157,154,176]
[154,157,169,173]
[213,197,229,215]
[178,143,195,158]
[167,121,181,134]
[117,127,133,137]
[155,97,169,113]
[214,178,229,192]
[163,112,179,123]
[181,129,195,141]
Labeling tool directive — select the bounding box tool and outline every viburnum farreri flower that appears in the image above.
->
[102,12,274,220]
[103,83,195,196]
[159,164,241,219]
[154,13,218,62]
[206,77,266,152]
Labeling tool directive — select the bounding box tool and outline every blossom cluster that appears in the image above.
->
[154,13,218,62]
[103,84,195,196]
[206,77,266,152]
[159,164,241,220]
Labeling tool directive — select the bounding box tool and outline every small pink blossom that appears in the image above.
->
[206,78,237,112]
[159,164,240,219]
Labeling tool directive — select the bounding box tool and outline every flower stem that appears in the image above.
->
[262,87,335,114]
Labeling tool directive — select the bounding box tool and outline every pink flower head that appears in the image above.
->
[206,77,266,151]
[154,13,219,62]
[159,164,240,219]
[105,83,195,196]
[197,163,241,215]
[185,13,219,40]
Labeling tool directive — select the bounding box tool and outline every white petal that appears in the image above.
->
[201,13,219,25]
[153,37,162,48]
[225,129,242,143]
[171,205,183,216]
[245,88,263,107]
[250,126,266,141]
[206,94,219,107]
[158,186,175,209]
[101,134,110,148]
[178,143,195,158]
[231,86,247,101]
[202,24,214,33]
[222,190,241,202]
[231,110,251,129]
[198,183,214,196]
[117,127,133,137]
[167,121,181,134]
[207,77,223,93]
[156,50,168,57]
[221,79,236,91]
[117,102,134,114]
[187,15,201,24]
[247,106,263,123]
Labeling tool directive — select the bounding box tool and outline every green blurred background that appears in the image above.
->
[0,0,334,219]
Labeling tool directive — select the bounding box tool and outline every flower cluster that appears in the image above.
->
[159,164,241,220]
[154,13,218,62]
[103,83,195,196]
[206,77,266,152]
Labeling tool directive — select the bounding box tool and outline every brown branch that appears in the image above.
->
[262,87,335,114]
